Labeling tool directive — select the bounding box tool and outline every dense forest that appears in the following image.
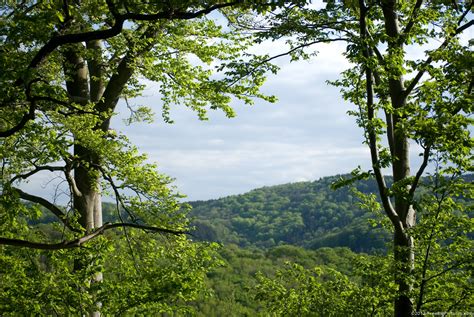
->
[191,174,473,314]
[13,173,473,315]
[11,175,400,315]
[190,174,391,252]
[190,174,474,253]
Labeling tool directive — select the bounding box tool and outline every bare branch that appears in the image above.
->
[96,166,138,222]
[408,144,431,199]
[455,19,474,34]
[0,222,187,250]
[64,160,83,198]
[457,2,473,25]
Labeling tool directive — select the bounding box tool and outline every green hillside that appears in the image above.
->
[189,175,391,253]
[15,173,472,315]
[33,174,471,253]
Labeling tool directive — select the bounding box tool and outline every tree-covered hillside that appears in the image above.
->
[32,173,471,254]
[189,175,391,252]
[9,173,472,315]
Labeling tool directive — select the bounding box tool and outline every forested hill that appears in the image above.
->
[189,175,391,253]
[35,174,471,253]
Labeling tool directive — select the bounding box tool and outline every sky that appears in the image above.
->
[23,13,472,203]
[108,16,474,202]
[19,22,373,204]
[111,40,372,201]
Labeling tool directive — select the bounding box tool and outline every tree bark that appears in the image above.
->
[64,44,104,316]
[86,39,106,317]
[86,39,105,232]
[394,226,415,316]
[63,35,139,314]
[380,1,415,315]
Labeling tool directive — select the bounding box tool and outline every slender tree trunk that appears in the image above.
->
[392,125,415,316]
[64,45,104,316]
[86,39,106,317]
[63,37,135,315]
[380,1,416,315]
[392,98,415,317]
[393,226,415,316]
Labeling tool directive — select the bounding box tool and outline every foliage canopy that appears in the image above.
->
[0,0,299,314]
[232,0,473,315]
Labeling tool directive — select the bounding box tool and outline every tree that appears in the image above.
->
[236,0,473,315]
[255,258,396,316]
[0,0,298,314]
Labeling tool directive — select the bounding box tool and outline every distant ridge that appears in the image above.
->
[189,174,391,253]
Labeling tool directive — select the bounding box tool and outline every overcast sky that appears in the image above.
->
[16,9,473,206]
[110,19,474,202]
[23,19,472,203]
[110,40,374,201]
[24,31,471,203]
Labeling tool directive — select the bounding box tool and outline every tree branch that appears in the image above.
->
[119,2,242,22]
[369,59,394,157]
[425,260,471,283]
[86,40,106,103]
[0,104,35,137]
[408,143,431,199]
[445,288,471,315]
[98,167,138,222]
[11,187,79,232]
[0,222,187,250]
[26,1,242,71]
[95,25,160,127]
[10,165,65,183]
[359,0,402,233]
[400,0,424,42]
[404,15,474,97]
[415,185,445,312]
[64,163,83,198]
[223,37,349,90]
[457,2,473,25]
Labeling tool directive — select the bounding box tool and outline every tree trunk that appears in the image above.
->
[64,45,104,316]
[73,144,103,317]
[394,226,415,316]
[73,144,101,231]
[380,1,416,315]
[63,36,134,315]
[392,113,415,317]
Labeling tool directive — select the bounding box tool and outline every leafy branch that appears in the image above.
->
[10,187,79,233]
[0,222,187,250]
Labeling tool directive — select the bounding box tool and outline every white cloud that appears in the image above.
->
[109,38,369,200]
[15,9,467,204]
